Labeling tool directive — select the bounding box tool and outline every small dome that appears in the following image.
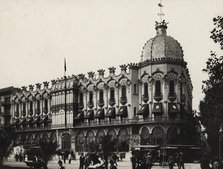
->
[142,21,184,61]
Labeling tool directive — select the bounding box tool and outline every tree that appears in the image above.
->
[38,140,59,169]
[200,16,223,157]
[99,135,117,169]
[0,125,15,167]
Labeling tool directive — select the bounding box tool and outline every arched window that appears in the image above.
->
[155,81,161,96]
[140,127,150,145]
[30,102,33,114]
[89,91,93,103]
[44,99,48,113]
[110,88,115,101]
[16,103,19,117]
[62,133,71,151]
[144,83,148,97]
[133,84,137,94]
[151,126,165,145]
[121,86,126,98]
[37,100,40,114]
[22,102,26,116]
[169,80,175,95]
[99,90,104,102]
[79,92,84,108]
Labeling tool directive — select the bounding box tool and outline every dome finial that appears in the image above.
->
[158,0,164,22]
[156,0,168,35]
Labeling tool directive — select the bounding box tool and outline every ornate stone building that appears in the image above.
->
[9,20,195,154]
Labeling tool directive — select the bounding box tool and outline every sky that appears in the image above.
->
[0,0,223,111]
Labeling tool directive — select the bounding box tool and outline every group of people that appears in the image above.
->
[79,152,118,169]
[14,152,24,162]
[131,151,185,169]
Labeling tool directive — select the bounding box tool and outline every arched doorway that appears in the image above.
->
[96,129,105,144]
[107,129,117,151]
[140,127,150,145]
[62,133,71,151]
[118,128,129,152]
[166,126,179,145]
[76,131,85,152]
[50,132,57,143]
[86,130,95,152]
[151,126,165,146]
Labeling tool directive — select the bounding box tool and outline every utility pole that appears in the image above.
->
[64,58,67,128]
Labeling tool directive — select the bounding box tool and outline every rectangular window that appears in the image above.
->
[121,86,126,98]
[89,91,93,103]
[110,88,115,100]
[133,84,137,94]
[99,90,104,101]
[155,81,161,96]
[144,83,148,97]
[134,107,137,116]
[169,80,175,95]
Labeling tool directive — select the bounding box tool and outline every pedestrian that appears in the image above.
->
[168,155,174,169]
[213,156,219,169]
[15,152,18,162]
[58,160,65,169]
[84,154,91,169]
[131,155,136,169]
[176,152,185,169]
[110,159,117,169]
[79,153,85,169]
[68,153,72,164]
[112,153,118,166]
[145,152,153,169]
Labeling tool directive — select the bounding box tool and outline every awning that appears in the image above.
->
[26,117,33,124]
[74,111,84,120]
[168,103,179,114]
[13,118,19,125]
[84,110,94,119]
[105,107,116,118]
[117,106,128,117]
[18,118,26,125]
[152,103,163,115]
[94,109,105,119]
[137,104,149,115]
[32,116,40,124]
[40,115,48,123]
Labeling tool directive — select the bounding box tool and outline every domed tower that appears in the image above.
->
[137,14,193,145]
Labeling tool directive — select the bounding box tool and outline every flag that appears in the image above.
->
[64,58,67,72]
[158,3,163,7]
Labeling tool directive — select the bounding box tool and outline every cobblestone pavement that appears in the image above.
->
[3,159,201,169]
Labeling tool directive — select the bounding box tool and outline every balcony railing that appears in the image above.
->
[97,100,104,107]
[87,101,94,109]
[154,93,163,102]
[142,95,149,103]
[168,93,176,101]
[120,96,127,105]
[74,117,187,128]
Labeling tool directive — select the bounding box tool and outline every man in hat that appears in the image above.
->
[58,160,65,169]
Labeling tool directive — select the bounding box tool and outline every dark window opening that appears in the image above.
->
[22,102,26,116]
[44,99,48,113]
[134,107,137,116]
[99,90,104,102]
[144,83,148,97]
[89,91,93,103]
[155,81,161,96]
[110,88,115,100]
[169,80,175,95]
[30,102,33,113]
[121,86,126,98]
[133,84,137,94]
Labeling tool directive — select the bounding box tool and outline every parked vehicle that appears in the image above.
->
[24,145,45,168]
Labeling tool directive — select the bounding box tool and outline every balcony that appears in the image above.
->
[142,95,149,103]
[97,100,104,108]
[74,117,187,128]
[154,93,163,102]
[108,98,115,106]
[168,93,176,102]
[120,96,127,105]
[87,101,94,109]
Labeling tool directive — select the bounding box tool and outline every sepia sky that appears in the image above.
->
[0,0,223,111]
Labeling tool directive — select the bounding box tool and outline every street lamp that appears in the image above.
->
[219,123,223,161]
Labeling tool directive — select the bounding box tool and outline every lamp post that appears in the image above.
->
[219,123,223,161]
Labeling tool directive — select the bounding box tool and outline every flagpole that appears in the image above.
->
[64,58,67,128]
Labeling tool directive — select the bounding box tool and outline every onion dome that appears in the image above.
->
[142,20,184,61]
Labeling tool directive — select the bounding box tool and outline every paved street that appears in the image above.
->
[3,159,201,169]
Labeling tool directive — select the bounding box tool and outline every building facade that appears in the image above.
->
[8,20,195,154]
